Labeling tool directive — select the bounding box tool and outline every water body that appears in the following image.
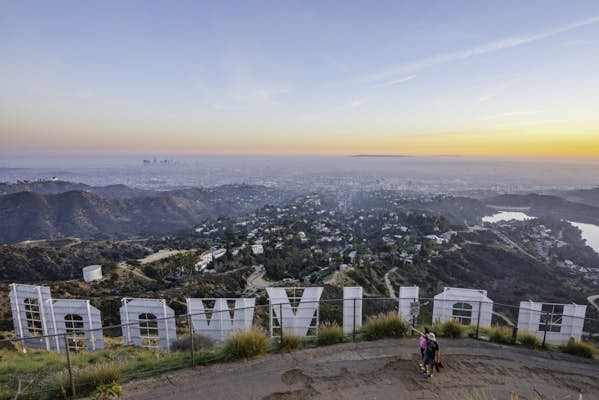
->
[484,211,599,254]
[569,222,599,255]
[482,211,535,223]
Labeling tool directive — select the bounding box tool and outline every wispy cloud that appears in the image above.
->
[377,75,417,87]
[335,15,599,87]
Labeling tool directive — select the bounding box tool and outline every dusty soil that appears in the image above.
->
[122,338,598,400]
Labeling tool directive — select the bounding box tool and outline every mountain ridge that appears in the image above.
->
[0,182,292,243]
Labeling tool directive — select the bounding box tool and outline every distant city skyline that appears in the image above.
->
[1,1,599,157]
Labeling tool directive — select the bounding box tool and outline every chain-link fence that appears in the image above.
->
[1,297,597,399]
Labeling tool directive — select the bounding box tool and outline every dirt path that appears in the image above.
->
[492,311,515,326]
[122,338,597,400]
[245,265,272,294]
[489,228,539,261]
[138,249,194,265]
[588,294,599,314]
[323,270,339,285]
[384,267,398,299]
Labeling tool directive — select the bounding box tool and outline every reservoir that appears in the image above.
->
[481,211,534,223]
[569,222,599,255]
[483,211,599,254]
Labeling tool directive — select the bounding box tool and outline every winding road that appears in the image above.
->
[245,265,272,294]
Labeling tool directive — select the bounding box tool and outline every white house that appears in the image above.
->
[200,250,213,264]
[213,248,227,259]
[432,287,493,327]
[298,232,308,244]
[424,235,448,245]
[252,244,264,255]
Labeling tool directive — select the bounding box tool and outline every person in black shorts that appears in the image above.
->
[422,332,440,378]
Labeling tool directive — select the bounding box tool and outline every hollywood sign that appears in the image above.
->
[8,283,587,353]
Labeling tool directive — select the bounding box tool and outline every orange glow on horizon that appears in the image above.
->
[1,116,598,157]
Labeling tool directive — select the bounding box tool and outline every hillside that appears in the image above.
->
[121,339,599,400]
[0,183,292,243]
[485,193,599,224]
[559,187,599,208]
[0,180,155,198]
[0,239,150,282]
[0,262,251,329]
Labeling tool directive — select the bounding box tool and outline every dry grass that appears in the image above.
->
[436,319,465,338]
[489,326,514,344]
[560,338,597,359]
[360,313,409,341]
[278,334,302,352]
[317,323,344,346]
[517,331,541,349]
[221,328,268,360]
[56,362,119,398]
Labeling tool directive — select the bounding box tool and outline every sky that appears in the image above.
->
[1,1,599,157]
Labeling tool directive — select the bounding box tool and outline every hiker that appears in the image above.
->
[418,327,429,367]
[412,327,432,370]
[422,332,440,378]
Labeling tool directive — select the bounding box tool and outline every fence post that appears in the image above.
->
[542,312,549,348]
[352,297,356,342]
[64,334,76,398]
[475,301,482,339]
[412,297,417,332]
[279,303,284,343]
[511,326,518,344]
[188,314,195,369]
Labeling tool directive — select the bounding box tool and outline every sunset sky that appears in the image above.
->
[1,1,599,156]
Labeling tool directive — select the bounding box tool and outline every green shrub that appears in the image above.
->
[360,313,409,341]
[517,331,541,349]
[430,322,444,337]
[222,328,268,360]
[279,334,302,351]
[560,338,597,359]
[427,320,465,338]
[439,319,465,338]
[317,324,344,346]
[91,382,123,399]
[488,326,514,344]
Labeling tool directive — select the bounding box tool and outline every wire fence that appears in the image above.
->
[1,296,598,399]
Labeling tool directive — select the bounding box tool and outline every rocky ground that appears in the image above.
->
[122,338,598,400]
